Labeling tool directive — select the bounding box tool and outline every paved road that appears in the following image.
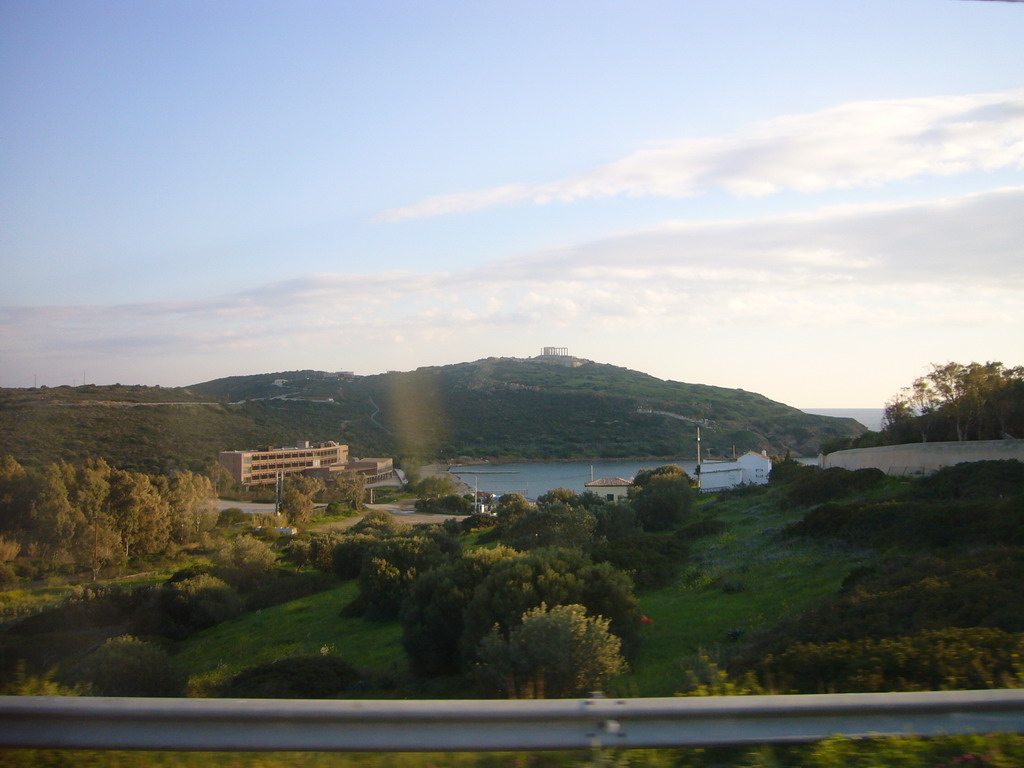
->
[214,498,457,528]
[214,499,279,515]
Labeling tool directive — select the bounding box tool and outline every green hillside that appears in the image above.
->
[189,358,862,460]
[0,358,862,471]
[0,384,388,473]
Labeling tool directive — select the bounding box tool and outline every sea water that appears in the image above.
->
[801,408,885,432]
[450,459,699,498]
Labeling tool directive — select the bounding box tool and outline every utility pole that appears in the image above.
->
[696,427,702,490]
[275,471,283,517]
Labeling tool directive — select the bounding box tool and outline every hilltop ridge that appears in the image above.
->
[0,357,863,472]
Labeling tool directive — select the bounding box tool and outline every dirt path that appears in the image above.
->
[310,501,460,531]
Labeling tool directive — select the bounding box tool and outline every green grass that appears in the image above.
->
[0,565,182,624]
[616,493,870,697]
[180,485,872,699]
[179,582,407,696]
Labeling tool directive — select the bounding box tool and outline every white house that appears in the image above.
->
[584,477,632,502]
[697,451,771,492]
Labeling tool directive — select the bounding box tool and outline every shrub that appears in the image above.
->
[591,503,639,541]
[629,465,694,531]
[350,509,411,538]
[474,603,626,698]
[8,583,143,637]
[306,532,345,573]
[758,627,1024,693]
[592,532,688,591]
[166,562,219,584]
[802,733,1024,768]
[784,467,886,507]
[221,655,361,698]
[1,664,82,696]
[215,534,277,590]
[414,493,472,515]
[67,635,186,696]
[912,459,1024,501]
[461,548,640,662]
[768,458,816,487]
[0,535,21,563]
[736,549,1024,666]
[284,537,312,568]
[677,517,729,541]
[217,507,247,526]
[357,535,452,619]
[243,570,336,611]
[400,546,520,677]
[330,533,379,581]
[143,573,241,639]
[786,496,1024,550]
[502,505,597,552]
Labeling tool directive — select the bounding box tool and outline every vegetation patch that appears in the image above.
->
[220,654,363,698]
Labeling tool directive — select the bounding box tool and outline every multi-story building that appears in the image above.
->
[304,457,395,485]
[219,440,349,486]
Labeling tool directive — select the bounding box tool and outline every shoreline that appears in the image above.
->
[438,455,695,468]
[421,456,699,499]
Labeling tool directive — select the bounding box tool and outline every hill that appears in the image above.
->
[0,358,863,471]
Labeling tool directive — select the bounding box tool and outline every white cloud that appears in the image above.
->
[3,187,1022,392]
[376,90,1024,221]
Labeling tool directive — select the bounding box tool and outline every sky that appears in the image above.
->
[1,0,1022,408]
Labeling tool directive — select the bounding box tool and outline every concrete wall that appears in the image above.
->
[822,439,1024,475]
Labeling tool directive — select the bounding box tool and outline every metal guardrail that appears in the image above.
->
[2,690,1023,752]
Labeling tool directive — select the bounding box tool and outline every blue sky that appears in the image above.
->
[2,0,1022,407]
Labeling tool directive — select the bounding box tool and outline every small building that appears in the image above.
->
[584,477,632,502]
[697,451,771,492]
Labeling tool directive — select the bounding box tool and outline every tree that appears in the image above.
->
[166,470,217,543]
[332,471,366,511]
[460,547,639,663]
[503,504,597,552]
[0,455,32,532]
[30,462,82,564]
[400,545,520,677]
[206,460,236,496]
[415,475,457,501]
[885,362,1024,444]
[418,493,472,515]
[629,465,694,531]
[494,493,532,526]
[881,393,914,437]
[108,469,169,559]
[536,488,578,507]
[474,603,626,698]
[72,458,122,580]
[280,475,324,525]
[330,533,379,580]
[924,362,973,441]
[357,534,453,619]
